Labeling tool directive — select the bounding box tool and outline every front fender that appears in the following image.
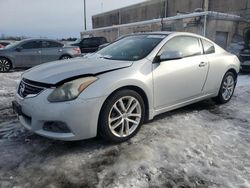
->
[79,62,154,119]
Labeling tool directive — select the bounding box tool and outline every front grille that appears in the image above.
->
[18,79,46,98]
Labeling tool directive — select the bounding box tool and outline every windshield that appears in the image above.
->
[97,34,167,61]
[5,41,22,49]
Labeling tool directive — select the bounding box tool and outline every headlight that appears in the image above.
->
[48,77,98,102]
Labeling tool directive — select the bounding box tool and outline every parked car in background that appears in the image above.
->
[0,41,11,49]
[13,32,240,142]
[239,49,250,71]
[238,27,250,72]
[97,34,131,51]
[0,39,81,72]
[71,37,107,53]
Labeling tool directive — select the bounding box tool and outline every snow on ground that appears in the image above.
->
[0,71,250,188]
[0,71,22,124]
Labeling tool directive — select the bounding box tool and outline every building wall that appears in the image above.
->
[82,16,241,48]
[92,0,250,29]
[120,0,166,24]
[85,0,250,48]
[92,11,119,28]
[92,0,166,28]
[167,0,204,16]
[206,19,238,48]
[209,0,248,13]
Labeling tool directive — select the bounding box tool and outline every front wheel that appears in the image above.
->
[0,57,12,72]
[98,90,145,143]
[214,71,236,104]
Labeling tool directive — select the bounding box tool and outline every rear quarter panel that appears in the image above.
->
[62,46,80,57]
[203,51,240,95]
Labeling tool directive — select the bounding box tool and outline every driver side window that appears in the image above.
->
[159,36,202,58]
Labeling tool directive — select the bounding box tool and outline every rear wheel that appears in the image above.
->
[214,71,236,104]
[0,57,11,72]
[98,89,145,143]
[60,55,71,60]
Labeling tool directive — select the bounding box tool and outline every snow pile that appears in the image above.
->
[0,71,22,123]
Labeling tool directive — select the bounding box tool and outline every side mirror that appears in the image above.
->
[159,50,182,61]
[15,47,23,52]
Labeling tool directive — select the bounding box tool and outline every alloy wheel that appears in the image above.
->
[61,56,71,60]
[222,74,235,101]
[0,59,11,72]
[108,96,142,138]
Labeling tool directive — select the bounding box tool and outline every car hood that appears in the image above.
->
[23,56,133,85]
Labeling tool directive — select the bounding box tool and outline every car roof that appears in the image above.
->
[82,36,106,39]
[129,31,204,38]
[20,38,62,43]
[123,31,215,43]
[143,31,174,35]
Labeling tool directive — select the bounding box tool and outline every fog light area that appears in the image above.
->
[43,121,71,133]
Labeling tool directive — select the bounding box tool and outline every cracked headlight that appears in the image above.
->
[48,77,98,102]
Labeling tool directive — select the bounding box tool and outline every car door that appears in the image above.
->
[41,40,64,63]
[15,40,42,67]
[153,36,209,109]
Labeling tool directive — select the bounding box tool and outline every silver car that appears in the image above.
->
[0,39,81,72]
[13,32,240,142]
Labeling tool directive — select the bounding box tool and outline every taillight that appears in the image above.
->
[73,47,81,54]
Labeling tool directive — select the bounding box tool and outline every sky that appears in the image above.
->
[0,0,146,39]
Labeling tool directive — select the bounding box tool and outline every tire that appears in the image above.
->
[98,89,145,143]
[214,71,236,104]
[0,57,12,72]
[60,55,71,60]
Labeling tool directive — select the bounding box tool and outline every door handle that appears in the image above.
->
[58,49,62,52]
[37,50,41,54]
[199,62,207,67]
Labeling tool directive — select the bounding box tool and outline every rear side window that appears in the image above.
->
[201,39,215,54]
[42,41,63,48]
[159,36,202,58]
[21,41,42,49]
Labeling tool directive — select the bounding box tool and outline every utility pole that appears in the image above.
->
[203,0,209,37]
[204,0,209,11]
[84,0,87,30]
